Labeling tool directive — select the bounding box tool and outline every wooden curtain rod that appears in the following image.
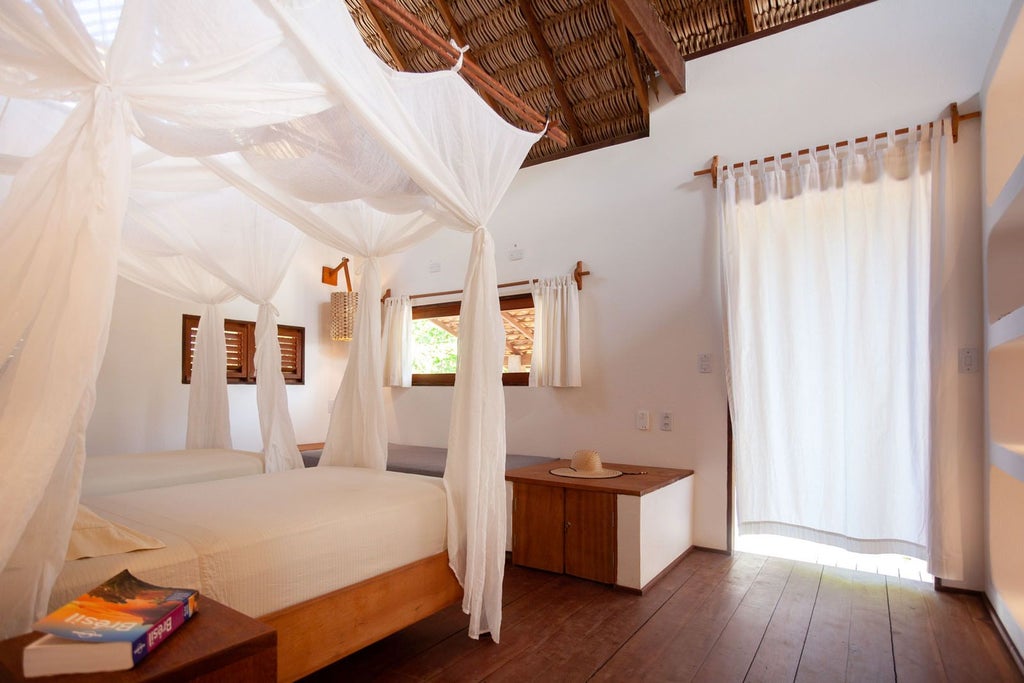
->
[381,260,590,302]
[362,0,569,147]
[693,103,981,188]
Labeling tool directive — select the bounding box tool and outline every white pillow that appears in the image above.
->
[66,505,165,560]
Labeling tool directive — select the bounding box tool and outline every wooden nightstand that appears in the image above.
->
[0,596,276,682]
[506,461,695,592]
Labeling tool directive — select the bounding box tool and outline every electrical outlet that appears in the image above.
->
[698,353,712,374]
[636,410,650,431]
[428,260,441,274]
[661,412,672,431]
[958,347,980,374]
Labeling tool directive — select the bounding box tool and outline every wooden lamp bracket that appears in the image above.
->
[322,257,353,291]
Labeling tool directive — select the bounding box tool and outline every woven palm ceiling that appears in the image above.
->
[345,0,876,165]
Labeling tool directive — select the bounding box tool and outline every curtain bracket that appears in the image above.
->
[950,102,960,144]
[694,154,721,188]
[573,260,591,291]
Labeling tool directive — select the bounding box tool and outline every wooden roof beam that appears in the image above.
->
[517,0,584,146]
[361,0,408,71]
[607,0,686,95]
[607,1,649,114]
[433,0,502,115]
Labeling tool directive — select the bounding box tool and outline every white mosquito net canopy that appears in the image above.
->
[0,0,542,641]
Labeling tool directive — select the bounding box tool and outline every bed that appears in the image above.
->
[82,448,265,496]
[57,467,462,681]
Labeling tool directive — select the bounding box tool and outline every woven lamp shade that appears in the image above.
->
[330,291,358,341]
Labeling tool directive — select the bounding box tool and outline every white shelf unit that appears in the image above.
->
[986,153,1024,324]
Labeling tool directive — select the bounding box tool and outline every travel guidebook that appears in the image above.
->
[23,570,198,677]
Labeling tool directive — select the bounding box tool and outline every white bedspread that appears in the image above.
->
[81,449,265,496]
[53,467,447,617]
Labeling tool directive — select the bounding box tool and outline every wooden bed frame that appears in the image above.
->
[260,551,463,682]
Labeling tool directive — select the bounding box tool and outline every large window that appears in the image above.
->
[411,294,533,386]
[181,314,304,385]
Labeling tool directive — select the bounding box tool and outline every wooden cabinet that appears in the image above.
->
[508,461,694,591]
[512,483,616,583]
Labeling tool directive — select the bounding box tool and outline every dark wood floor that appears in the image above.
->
[303,550,1023,682]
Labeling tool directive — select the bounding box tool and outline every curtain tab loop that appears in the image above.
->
[450,40,470,72]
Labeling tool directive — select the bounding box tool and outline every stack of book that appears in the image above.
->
[23,570,198,677]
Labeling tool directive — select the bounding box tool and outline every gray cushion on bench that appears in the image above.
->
[301,443,555,477]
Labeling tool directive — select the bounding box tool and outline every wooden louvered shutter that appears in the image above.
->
[278,325,305,384]
[182,315,303,385]
[182,314,200,383]
[225,320,251,383]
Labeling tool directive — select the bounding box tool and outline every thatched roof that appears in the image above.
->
[345,0,876,165]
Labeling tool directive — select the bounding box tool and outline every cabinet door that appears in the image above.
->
[564,489,616,584]
[512,483,565,573]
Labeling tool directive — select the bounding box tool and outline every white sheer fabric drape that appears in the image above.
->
[383,295,413,387]
[0,0,540,640]
[529,275,581,387]
[119,210,239,449]
[927,123,965,580]
[723,126,961,569]
[132,190,305,472]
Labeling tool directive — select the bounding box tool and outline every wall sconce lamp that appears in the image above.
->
[324,258,357,342]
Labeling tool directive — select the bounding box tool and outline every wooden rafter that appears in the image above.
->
[741,0,757,35]
[362,1,408,70]
[517,0,584,145]
[607,1,649,114]
[434,0,502,115]
[501,311,534,342]
[606,0,685,95]
[364,0,569,146]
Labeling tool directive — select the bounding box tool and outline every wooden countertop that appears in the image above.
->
[505,460,693,496]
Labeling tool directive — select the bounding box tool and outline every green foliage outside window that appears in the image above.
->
[411,319,458,373]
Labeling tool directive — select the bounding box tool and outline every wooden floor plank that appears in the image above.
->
[794,566,853,682]
[486,549,706,682]
[923,586,1024,682]
[888,574,946,683]
[845,569,895,681]
[745,560,822,683]
[692,556,794,682]
[598,553,768,681]
[589,552,748,681]
[395,573,609,681]
[306,551,1024,683]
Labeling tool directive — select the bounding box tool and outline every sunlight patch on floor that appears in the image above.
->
[736,534,933,583]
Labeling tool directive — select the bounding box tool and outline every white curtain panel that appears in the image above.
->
[383,295,413,387]
[927,123,965,580]
[529,275,582,387]
[722,126,961,568]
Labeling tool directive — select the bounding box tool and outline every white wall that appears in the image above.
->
[86,0,1006,561]
[87,235,349,454]
[380,0,1008,553]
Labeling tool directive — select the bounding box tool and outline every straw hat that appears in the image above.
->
[550,450,622,479]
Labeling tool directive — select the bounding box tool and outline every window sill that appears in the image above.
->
[411,372,529,387]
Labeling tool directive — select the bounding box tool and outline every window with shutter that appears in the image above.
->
[182,314,304,385]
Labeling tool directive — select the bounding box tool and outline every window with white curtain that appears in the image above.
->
[409,294,534,386]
